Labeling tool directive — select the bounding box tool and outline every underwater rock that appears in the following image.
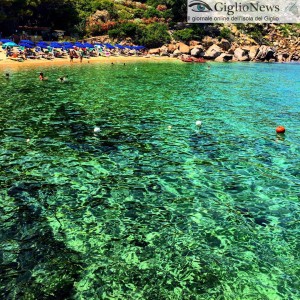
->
[235,206,269,227]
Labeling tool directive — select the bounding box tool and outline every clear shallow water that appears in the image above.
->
[0,62,299,299]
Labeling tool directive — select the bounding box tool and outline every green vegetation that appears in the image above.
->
[140,23,171,48]
[108,22,143,43]
[173,28,194,43]
[219,27,233,42]
[109,22,170,47]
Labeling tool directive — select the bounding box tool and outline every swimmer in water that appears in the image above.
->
[39,72,48,81]
[5,73,10,79]
[57,75,68,83]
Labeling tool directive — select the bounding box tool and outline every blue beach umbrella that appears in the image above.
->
[1,39,13,43]
[50,42,62,48]
[83,42,94,48]
[135,46,145,50]
[115,44,125,49]
[104,43,115,49]
[36,42,49,48]
[20,40,35,45]
[2,42,18,47]
[63,45,73,50]
[19,42,34,48]
[74,42,85,48]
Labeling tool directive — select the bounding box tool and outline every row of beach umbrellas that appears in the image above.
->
[0,39,145,50]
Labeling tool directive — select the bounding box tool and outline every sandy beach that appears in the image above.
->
[0,50,178,70]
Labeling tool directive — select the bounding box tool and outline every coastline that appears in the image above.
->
[0,54,179,70]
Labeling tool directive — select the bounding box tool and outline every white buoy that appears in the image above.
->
[94,127,101,133]
[167,125,172,130]
[26,138,30,143]
[196,120,202,127]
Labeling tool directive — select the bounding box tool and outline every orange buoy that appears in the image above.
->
[276,126,285,133]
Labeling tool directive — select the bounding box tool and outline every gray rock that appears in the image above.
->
[234,48,249,61]
[217,39,231,51]
[191,46,204,57]
[215,53,233,62]
[173,49,182,57]
[204,44,223,59]
[255,45,275,61]
[249,46,259,60]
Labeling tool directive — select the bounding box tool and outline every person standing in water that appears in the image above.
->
[5,73,10,79]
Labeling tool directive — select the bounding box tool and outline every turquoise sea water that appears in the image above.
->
[0,61,299,299]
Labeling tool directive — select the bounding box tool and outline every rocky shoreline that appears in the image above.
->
[148,37,299,63]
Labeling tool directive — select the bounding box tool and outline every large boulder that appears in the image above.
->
[204,44,223,59]
[276,54,284,62]
[291,52,299,61]
[160,45,169,56]
[173,49,182,57]
[149,48,160,55]
[90,10,110,23]
[214,53,233,62]
[168,43,177,53]
[249,46,259,60]
[189,40,201,47]
[228,43,238,54]
[234,48,249,61]
[202,36,218,48]
[217,38,231,51]
[190,46,204,57]
[255,45,276,61]
[178,42,190,54]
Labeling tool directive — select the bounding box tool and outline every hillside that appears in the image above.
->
[1,0,299,61]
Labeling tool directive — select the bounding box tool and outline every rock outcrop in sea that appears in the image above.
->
[146,24,300,63]
[148,37,299,62]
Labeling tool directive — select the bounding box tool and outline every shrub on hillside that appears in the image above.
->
[219,27,233,41]
[140,23,170,48]
[173,28,194,43]
[108,22,143,43]
[143,7,162,18]
[91,0,119,19]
